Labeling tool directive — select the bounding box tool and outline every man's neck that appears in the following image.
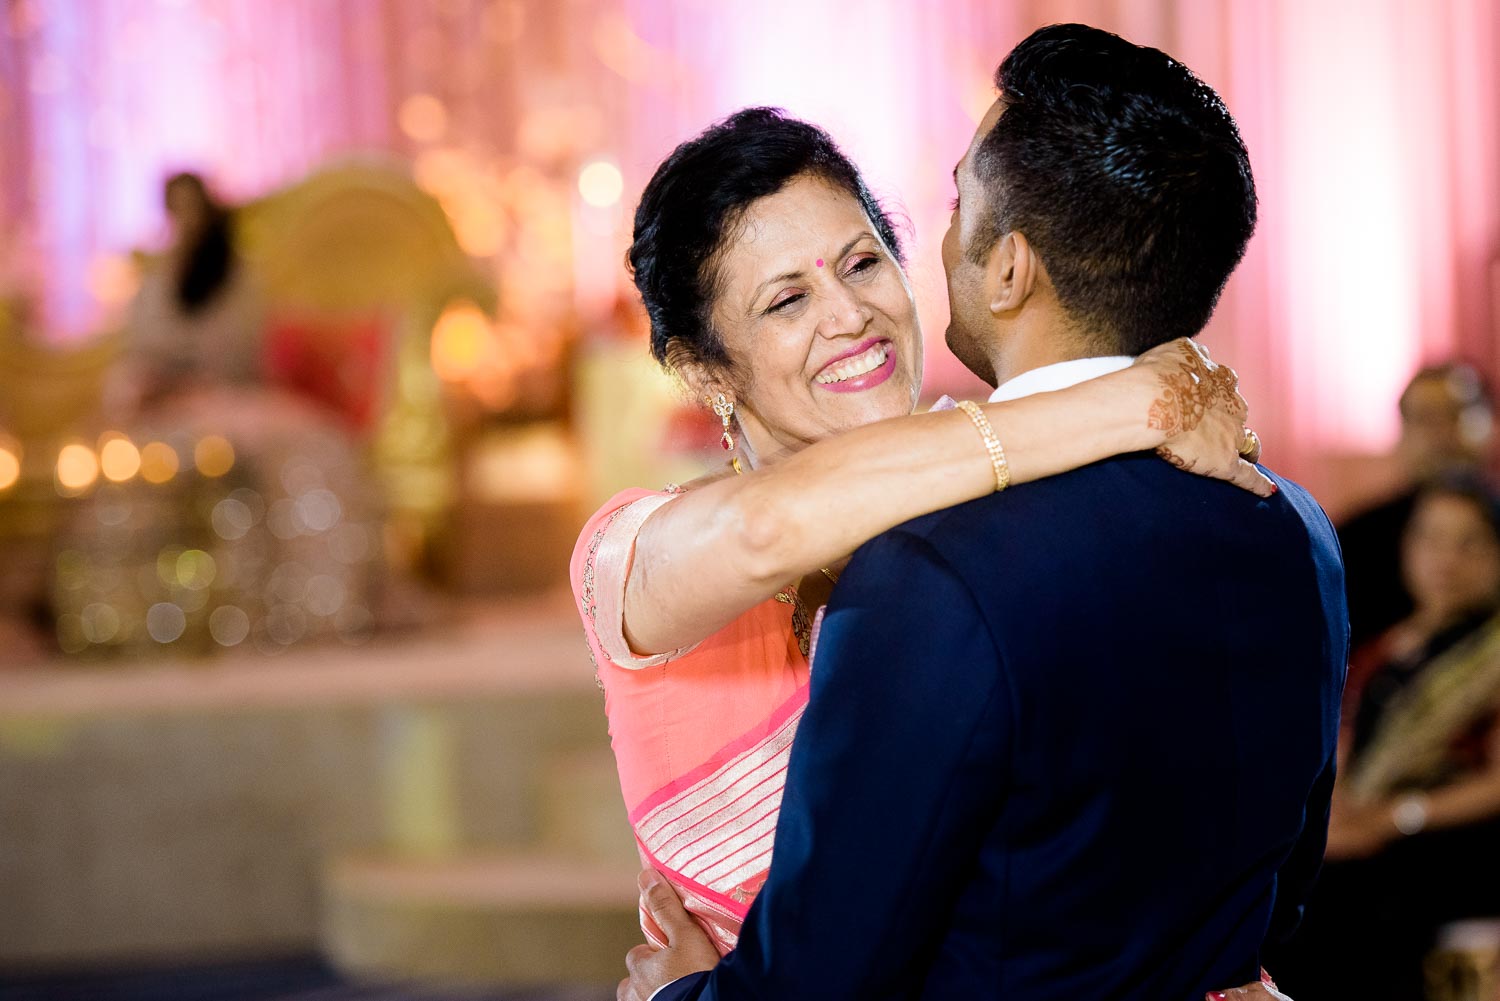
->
[988,331,1101,390]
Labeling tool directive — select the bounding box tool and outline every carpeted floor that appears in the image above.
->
[0,956,615,1001]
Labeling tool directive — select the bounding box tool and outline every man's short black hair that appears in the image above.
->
[970,23,1257,354]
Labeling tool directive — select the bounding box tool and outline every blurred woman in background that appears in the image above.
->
[60,173,380,660]
[124,172,264,405]
[1271,476,1500,1000]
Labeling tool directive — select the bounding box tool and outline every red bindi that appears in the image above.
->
[815,258,824,268]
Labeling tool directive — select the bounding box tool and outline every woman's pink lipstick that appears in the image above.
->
[814,339,897,394]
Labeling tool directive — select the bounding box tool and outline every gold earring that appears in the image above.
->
[712,393,735,451]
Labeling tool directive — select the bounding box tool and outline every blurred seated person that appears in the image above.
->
[1269,477,1500,1000]
[124,171,263,408]
[1340,363,1495,650]
[63,173,387,658]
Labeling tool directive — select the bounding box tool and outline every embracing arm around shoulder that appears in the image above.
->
[623,340,1271,657]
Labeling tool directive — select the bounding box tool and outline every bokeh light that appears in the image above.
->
[211,496,255,540]
[175,549,217,591]
[296,488,342,532]
[431,303,492,381]
[269,561,311,603]
[194,435,235,477]
[145,602,187,644]
[209,606,250,647]
[267,498,305,540]
[398,93,447,143]
[0,442,21,492]
[578,159,623,208]
[305,574,346,616]
[79,602,121,644]
[56,442,99,495]
[266,603,308,646]
[99,435,141,483]
[139,442,180,484]
[156,546,186,588]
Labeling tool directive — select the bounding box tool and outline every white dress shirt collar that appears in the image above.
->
[988,356,1134,403]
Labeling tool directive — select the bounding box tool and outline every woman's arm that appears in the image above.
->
[624,339,1269,657]
[1328,721,1500,861]
[1409,769,1500,832]
[1381,722,1500,836]
[1328,770,1500,861]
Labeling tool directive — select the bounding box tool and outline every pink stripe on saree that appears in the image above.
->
[630,683,810,955]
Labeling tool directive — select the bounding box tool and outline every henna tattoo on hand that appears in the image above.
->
[1156,445,1197,471]
[1148,373,1206,437]
[1147,342,1242,439]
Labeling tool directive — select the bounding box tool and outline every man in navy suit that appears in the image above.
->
[627,24,1346,1000]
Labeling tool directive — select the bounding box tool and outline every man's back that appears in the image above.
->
[891,454,1345,998]
[659,453,1346,1001]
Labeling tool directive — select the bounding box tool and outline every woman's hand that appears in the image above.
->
[1134,339,1275,497]
[1207,980,1294,1000]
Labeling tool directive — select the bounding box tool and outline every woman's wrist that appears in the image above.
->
[1095,363,1169,452]
[978,367,1160,487]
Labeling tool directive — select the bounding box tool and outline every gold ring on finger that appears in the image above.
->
[1239,427,1261,458]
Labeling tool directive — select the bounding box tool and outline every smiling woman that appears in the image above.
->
[569,106,1266,953]
[697,174,922,455]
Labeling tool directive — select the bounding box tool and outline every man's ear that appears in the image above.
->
[984,231,1038,315]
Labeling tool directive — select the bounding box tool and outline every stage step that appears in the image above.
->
[323,853,644,987]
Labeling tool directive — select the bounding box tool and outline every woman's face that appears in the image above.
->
[1402,493,1500,623]
[704,174,922,458]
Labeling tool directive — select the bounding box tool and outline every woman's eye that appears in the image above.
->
[768,292,805,314]
[844,255,879,277]
[949,196,960,212]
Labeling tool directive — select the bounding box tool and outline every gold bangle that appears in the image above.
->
[955,400,1011,493]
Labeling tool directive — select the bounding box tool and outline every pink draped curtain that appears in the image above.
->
[2,0,1498,500]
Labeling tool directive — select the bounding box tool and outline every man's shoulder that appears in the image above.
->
[1271,471,1338,536]
[853,454,1162,583]
[872,455,1340,573]
[887,452,1160,540]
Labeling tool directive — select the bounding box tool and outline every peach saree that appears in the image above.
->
[570,487,812,954]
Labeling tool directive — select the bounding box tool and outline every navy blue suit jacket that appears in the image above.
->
[659,455,1347,1000]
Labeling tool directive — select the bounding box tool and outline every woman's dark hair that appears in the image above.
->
[165,172,236,315]
[971,23,1257,354]
[1411,473,1500,543]
[628,107,904,373]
